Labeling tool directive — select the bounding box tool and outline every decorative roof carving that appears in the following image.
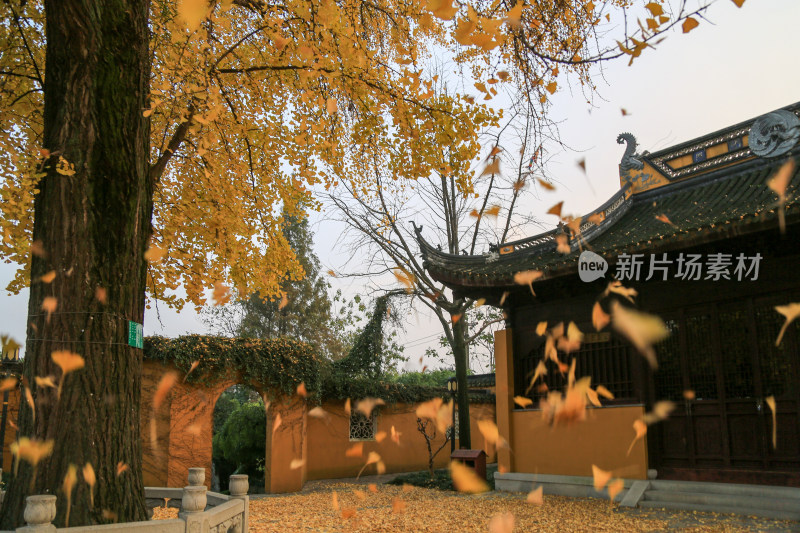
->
[749,110,800,158]
[617,133,645,172]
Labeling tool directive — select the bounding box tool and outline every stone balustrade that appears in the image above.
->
[3,469,249,533]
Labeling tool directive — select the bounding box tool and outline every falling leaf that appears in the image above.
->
[527,486,543,505]
[621,108,630,117]
[643,400,675,424]
[774,303,800,346]
[537,178,555,191]
[30,240,46,258]
[547,202,563,217]
[375,431,387,443]
[588,213,604,225]
[535,322,548,336]
[627,419,647,456]
[356,397,385,417]
[212,282,231,306]
[605,280,638,303]
[95,287,107,304]
[477,418,507,449]
[184,361,200,381]
[525,360,548,395]
[0,377,17,391]
[331,492,339,511]
[592,302,610,331]
[153,372,178,410]
[452,314,462,324]
[766,396,777,448]
[514,396,533,408]
[341,508,356,519]
[12,437,54,466]
[488,512,515,533]
[499,291,510,306]
[116,462,129,476]
[731,0,745,6]
[482,159,501,176]
[51,350,85,399]
[368,483,378,493]
[327,269,336,277]
[273,412,282,434]
[391,425,401,444]
[474,298,486,308]
[289,458,305,470]
[345,443,363,458]
[392,497,406,513]
[608,478,624,501]
[39,271,56,283]
[344,398,351,415]
[682,17,699,33]
[42,297,57,321]
[326,98,338,114]
[309,406,329,419]
[62,464,78,527]
[144,246,166,263]
[296,382,307,397]
[450,460,489,493]
[611,301,668,368]
[83,463,96,507]
[592,464,612,491]
[655,214,675,226]
[24,386,34,422]
[393,267,416,293]
[596,385,614,400]
[683,389,696,400]
[34,376,56,389]
[577,158,586,173]
[514,270,542,296]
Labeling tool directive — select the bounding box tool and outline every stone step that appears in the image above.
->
[638,500,800,522]
[644,489,800,512]
[649,479,800,500]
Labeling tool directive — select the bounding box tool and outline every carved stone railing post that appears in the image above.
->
[18,495,56,533]
[188,468,205,487]
[229,474,249,533]
[180,468,208,533]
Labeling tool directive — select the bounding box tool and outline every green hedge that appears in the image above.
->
[144,335,494,405]
[144,335,322,398]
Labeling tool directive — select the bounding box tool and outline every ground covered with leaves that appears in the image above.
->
[152,481,798,532]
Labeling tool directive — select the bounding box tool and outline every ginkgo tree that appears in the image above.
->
[0,0,728,527]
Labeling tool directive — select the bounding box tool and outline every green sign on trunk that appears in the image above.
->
[128,321,143,349]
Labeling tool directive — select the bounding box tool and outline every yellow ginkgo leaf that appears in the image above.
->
[83,463,96,507]
[682,17,699,33]
[450,460,489,493]
[62,464,78,526]
[153,372,178,410]
[326,98,338,114]
[177,0,208,31]
[39,271,56,283]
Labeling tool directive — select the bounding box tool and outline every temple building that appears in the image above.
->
[416,103,800,492]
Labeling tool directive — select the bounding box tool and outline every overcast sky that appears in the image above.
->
[2,0,798,371]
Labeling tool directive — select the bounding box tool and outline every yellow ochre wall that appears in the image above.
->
[493,328,648,480]
[306,401,497,481]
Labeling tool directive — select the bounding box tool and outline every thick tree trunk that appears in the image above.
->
[452,317,471,449]
[0,0,151,527]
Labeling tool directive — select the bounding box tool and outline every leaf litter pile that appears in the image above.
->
[152,480,797,532]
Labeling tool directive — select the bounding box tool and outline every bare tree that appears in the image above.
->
[416,417,451,478]
[327,100,549,448]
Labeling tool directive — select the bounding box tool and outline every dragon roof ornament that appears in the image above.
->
[617,132,645,172]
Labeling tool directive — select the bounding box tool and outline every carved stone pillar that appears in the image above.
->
[188,467,206,487]
[18,495,57,533]
[229,474,249,533]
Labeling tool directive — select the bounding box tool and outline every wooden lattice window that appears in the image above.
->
[349,410,378,441]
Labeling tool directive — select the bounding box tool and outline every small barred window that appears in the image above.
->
[349,410,378,441]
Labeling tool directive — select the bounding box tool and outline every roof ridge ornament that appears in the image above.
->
[617,132,645,172]
[749,110,800,158]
